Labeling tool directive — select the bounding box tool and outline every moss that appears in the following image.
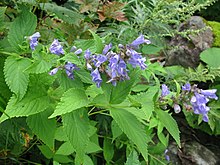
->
[207,21,220,47]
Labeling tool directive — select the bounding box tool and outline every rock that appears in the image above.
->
[183,141,219,165]
[166,141,220,165]
[165,16,213,68]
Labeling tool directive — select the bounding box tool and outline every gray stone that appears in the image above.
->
[166,141,220,165]
[165,16,213,68]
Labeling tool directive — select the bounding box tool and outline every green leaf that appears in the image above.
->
[26,58,52,74]
[110,108,149,162]
[62,109,90,163]
[0,57,11,100]
[111,120,123,141]
[75,69,93,84]
[27,109,56,149]
[0,85,49,123]
[40,3,83,25]
[125,150,141,165]
[53,154,73,163]
[110,70,139,104]
[200,47,220,68]
[56,141,75,155]
[58,72,83,91]
[142,44,163,55]
[74,39,97,53]
[103,137,114,163]
[4,56,31,99]
[0,7,6,30]
[7,9,37,52]
[155,109,180,147]
[89,30,103,53]
[84,155,94,165]
[38,145,54,159]
[49,88,89,118]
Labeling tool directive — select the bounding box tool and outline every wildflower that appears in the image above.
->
[49,39,64,55]
[130,34,151,49]
[93,55,107,68]
[102,43,112,55]
[173,104,181,113]
[182,83,191,91]
[74,48,82,55]
[200,89,218,100]
[64,62,78,79]
[127,49,147,70]
[164,149,170,162]
[91,68,102,88]
[161,84,170,97]
[84,49,92,60]
[29,32,41,50]
[190,92,210,122]
[49,67,59,75]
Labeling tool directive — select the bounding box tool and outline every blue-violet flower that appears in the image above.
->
[49,39,64,55]
[29,32,41,50]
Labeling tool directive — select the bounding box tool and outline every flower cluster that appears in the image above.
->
[49,62,79,79]
[28,32,41,50]
[84,35,150,87]
[49,39,64,55]
[160,83,218,122]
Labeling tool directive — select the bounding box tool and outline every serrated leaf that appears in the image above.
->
[200,48,220,68]
[7,9,37,52]
[74,39,96,53]
[49,88,89,118]
[58,72,83,91]
[4,57,31,99]
[110,108,149,162]
[0,57,11,100]
[125,150,141,165]
[40,3,83,25]
[62,109,90,163]
[75,69,93,84]
[156,109,180,147]
[0,85,49,123]
[27,109,56,149]
[26,59,52,74]
[110,71,139,104]
[89,30,103,54]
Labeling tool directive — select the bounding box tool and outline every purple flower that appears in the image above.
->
[70,46,77,52]
[74,48,82,55]
[49,67,59,75]
[64,62,78,79]
[164,149,170,162]
[190,92,210,122]
[182,83,191,91]
[91,68,102,88]
[49,39,64,55]
[102,43,112,55]
[174,104,181,113]
[84,49,91,60]
[200,89,218,100]
[94,55,107,67]
[130,34,151,49]
[106,54,129,86]
[127,49,147,70]
[161,84,170,97]
[29,32,41,50]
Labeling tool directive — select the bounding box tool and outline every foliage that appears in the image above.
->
[0,0,220,164]
[207,21,220,47]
